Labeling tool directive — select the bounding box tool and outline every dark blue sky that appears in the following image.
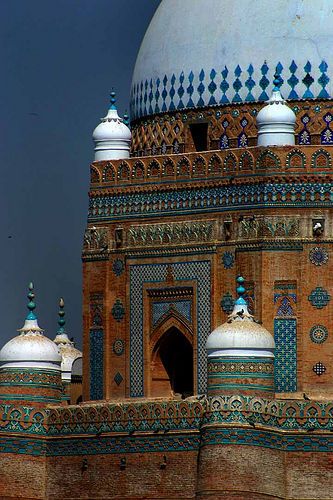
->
[0,1,160,346]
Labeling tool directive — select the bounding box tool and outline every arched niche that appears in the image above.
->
[149,317,193,399]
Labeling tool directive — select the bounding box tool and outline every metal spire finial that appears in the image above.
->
[235,276,247,305]
[272,72,283,92]
[57,297,66,334]
[123,110,130,127]
[109,89,117,110]
[26,282,37,320]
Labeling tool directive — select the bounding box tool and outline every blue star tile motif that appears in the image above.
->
[222,251,234,269]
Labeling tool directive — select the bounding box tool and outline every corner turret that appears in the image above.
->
[206,277,275,397]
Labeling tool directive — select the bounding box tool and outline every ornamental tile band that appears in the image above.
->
[131,60,331,120]
[88,180,333,223]
[309,247,329,266]
[309,325,328,344]
[308,287,331,309]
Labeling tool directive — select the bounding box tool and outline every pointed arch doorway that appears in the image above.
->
[150,320,194,398]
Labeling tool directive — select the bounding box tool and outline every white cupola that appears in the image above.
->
[0,283,61,371]
[256,74,296,147]
[92,91,132,161]
[206,277,275,397]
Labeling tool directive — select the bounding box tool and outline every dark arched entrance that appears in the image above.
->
[151,326,193,398]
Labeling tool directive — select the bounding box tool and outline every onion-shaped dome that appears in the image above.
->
[53,298,82,383]
[206,277,275,358]
[256,74,296,146]
[92,91,131,161]
[131,0,333,120]
[0,283,61,371]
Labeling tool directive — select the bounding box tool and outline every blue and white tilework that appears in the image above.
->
[131,60,331,119]
[89,181,333,223]
[274,318,297,392]
[152,300,192,327]
[129,261,211,396]
[89,329,104,400]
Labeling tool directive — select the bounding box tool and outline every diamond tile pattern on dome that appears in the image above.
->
[129,261,211,397]
[130,60,331,120]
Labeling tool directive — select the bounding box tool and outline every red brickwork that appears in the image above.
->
[46,451,197,499]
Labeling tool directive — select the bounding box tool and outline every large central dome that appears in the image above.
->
[131,0,333,120]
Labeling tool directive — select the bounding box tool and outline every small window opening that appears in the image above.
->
[189,123,208,152]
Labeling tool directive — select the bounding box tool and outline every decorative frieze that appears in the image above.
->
[128,220,215,247]
[83,226,109,252]
[238,215,300,240]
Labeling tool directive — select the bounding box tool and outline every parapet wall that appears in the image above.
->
[1,396,333,499]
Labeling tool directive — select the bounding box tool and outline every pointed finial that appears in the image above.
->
[26,282,37,320]
[123,111,130,127]
[57,297,66,334]
[272,72,283,92]
[235,276,247,305]
[109,90,117,110]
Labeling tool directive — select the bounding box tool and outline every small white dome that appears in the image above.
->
[257,79,296,147]
[0,284,61,371]
[207,313,275,354]
[0,319,61,370]
[93,92,131,161]
[206,278,275,358]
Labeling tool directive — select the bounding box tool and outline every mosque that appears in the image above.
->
[1,0,333,498]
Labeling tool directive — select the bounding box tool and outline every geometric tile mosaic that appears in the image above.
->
[220,292,234,313]
[309,247,329,266]
[112,338,125,356]
[309,325,328,344]
[313,362,326,376]
[222,251,234,269]
[274,318,297,393]
[89,181,333,223]
[111,299,125,321]
[130,60,331,120]
[114,372,123,386]
[276,296,295,317]
[152,300,192,327]
[89,329,104,400]
[308,287,331,309]
[129,261,211,396]
[112,258,125,276]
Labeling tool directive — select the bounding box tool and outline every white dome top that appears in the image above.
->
[206,278,275,358]
[0,284,61,371]
[0,319,61,370]
[256,83,296,146]
[93,92,131,161]
[131,0,333,119]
